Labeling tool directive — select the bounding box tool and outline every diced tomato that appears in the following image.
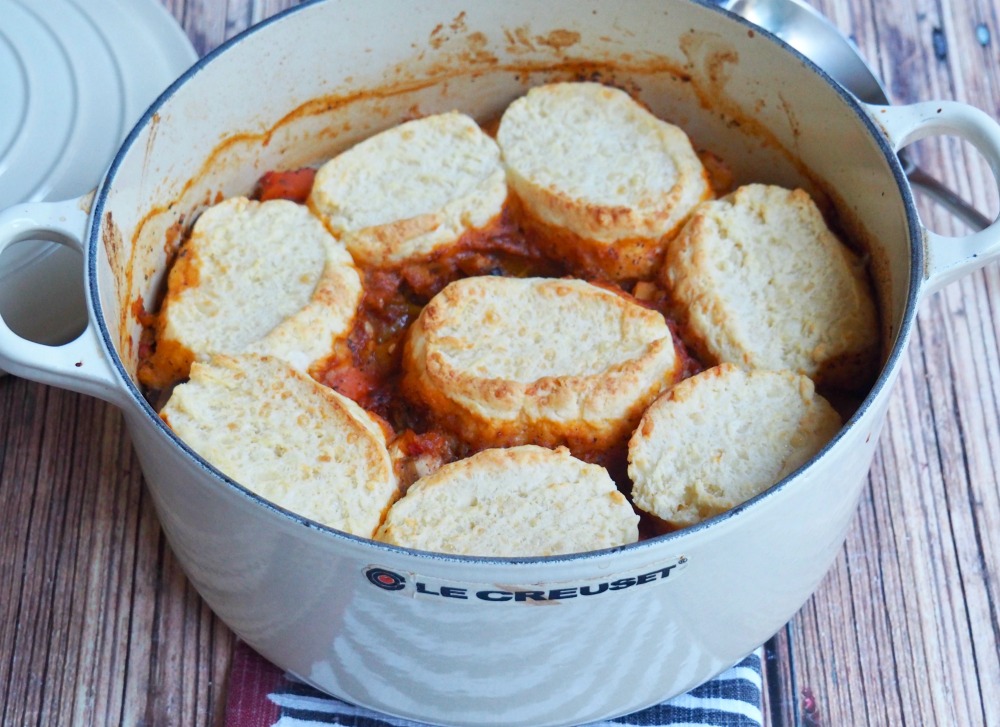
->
[254,168,316,203]
[398,429,451,458]
[324,366,380,406]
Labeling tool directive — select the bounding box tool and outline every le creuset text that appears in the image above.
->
[364,557,688,604]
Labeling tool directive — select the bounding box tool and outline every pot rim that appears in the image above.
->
[86,0,923,567]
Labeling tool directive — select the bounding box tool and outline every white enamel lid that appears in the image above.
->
[0,0,196,357]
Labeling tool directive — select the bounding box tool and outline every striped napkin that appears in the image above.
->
[225,640,763,727]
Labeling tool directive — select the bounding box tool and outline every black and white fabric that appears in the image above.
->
[225,641,763,727]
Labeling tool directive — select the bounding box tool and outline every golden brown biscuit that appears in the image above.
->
[160,354,398,538]
[496,82,711,282]
[309,112,507,267]
[628,364,842,528]
[375,445,639,556]
[662,184,879,389]
[141,197,361,388]
[401,276,682,461]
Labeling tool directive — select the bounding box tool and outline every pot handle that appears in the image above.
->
[0,199,128,406]
[867,101,1000,296]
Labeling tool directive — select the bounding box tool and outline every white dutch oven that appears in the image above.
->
[1,1,999,725]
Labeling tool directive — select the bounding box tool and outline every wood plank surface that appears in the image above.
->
[0,1,997,726]
[778,1,1000,725]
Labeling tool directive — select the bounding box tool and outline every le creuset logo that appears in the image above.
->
[365,567,407,591]
[363,556,688,604]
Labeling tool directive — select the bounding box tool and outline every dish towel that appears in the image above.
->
[224,640,763,727]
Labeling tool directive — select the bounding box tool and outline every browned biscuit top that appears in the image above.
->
[375,445,639,556]
[402,276,682,456]
[628,363,842,528]
[497,82,711,281]
[662,184,879,389]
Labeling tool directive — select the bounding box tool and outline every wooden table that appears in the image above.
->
[1,1,997,725]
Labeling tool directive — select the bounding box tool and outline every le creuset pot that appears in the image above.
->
[1,1,999,725]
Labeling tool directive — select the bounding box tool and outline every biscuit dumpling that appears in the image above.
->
[401,276,682,460]
[662,183,879,389]
[375,445,639,556]
[309,111,508,267]
[496,82,711,282]
[140,196,362,388]
[628,363,842,529]
[160,354,398,538]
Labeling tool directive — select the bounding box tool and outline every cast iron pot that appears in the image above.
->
[1,1,999,724]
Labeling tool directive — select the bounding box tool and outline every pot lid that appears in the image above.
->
[0,0,196,354]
